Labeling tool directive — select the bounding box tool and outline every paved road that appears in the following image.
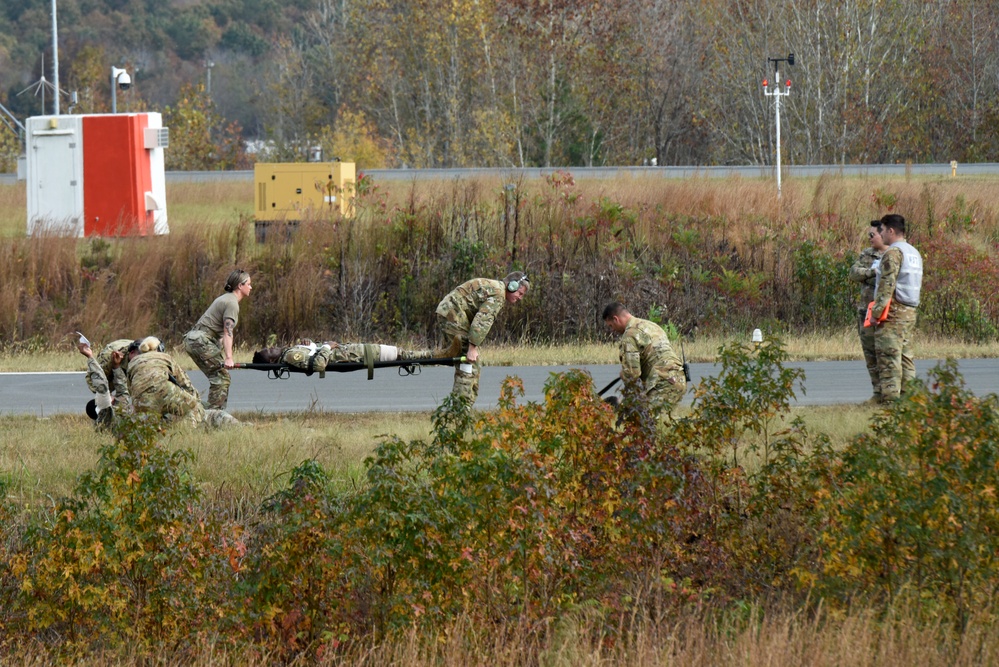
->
[4,358,999,417]
[4,163,998,187]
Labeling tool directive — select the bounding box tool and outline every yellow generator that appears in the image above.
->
[254,161,356,222]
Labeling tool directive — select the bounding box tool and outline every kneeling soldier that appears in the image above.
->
[117,336,242,428]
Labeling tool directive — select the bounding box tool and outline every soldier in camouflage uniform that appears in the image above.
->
[848,221,887,402]
[119,337,243,428]
[870,214,923,403]
[183,269,252,410]
[78,340,128,428]
[602,302,686,418]
[435,271,530,404]
[84,338,133,411]
[252,339,434,369]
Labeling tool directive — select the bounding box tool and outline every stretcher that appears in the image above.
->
[234,355,467,381]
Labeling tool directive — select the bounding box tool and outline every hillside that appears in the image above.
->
[1,0,315,135]
[1,1,997,170]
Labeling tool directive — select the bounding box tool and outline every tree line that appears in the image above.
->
[2,0,998,170]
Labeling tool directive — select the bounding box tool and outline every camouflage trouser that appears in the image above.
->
[135,383,205,426]
[137,390,243,429]
[874,312,916,402]
[399,347,434,360]
[438,317,479,405]
[858,310,880,399]
[647,368,687,418]
[184,329,230,409]
[284,344,435,373]
[324,344,434,364]
[204,409,244,429]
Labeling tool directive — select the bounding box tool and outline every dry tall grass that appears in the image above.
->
[338,605,998,667]
[2,173,998,355]
[0,180,25,239]
[4,173,997,240]
[6,604,995,665]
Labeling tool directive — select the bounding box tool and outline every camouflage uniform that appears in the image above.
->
[435,278,508,403]
[85,357,114,402]
[204,408,243,429]
[281,342,433,371]
[84,357,118,428]
[872,243,922,402]
[618,317,686,417]
[127,350,207,426]
[127,350,243,428]
[184,292,240,409]
[849,247,883,400]
[86,339,132,411]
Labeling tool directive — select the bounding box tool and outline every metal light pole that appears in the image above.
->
[763,53,794,199]
[205,60,215,96]
[51,0,59,115]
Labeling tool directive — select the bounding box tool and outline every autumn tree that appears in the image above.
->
[0,123,22,172]
[931,0,999,162]
[690,0,776,166]
[256,37,329,161]
[623,0,710,165]
[163,83,247,170]
[494,0,610,167]
[63,44,110,114]
[317,106,393,169]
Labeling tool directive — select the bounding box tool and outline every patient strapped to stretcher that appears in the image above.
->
[252,340,434,373]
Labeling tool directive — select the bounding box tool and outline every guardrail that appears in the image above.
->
[2,163,998,186]
[165,163,999,182]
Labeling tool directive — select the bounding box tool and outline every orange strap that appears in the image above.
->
[863,302,874,328]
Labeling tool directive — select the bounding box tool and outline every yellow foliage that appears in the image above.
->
[318,107,393,169]
[0,124,21,173]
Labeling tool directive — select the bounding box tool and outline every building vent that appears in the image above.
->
[144,127,169,149]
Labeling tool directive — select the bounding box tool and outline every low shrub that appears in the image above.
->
[4,338,999,659]
[9,415,240,656]
[810,360,999,625]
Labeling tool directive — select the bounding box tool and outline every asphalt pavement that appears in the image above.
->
[4,358,999,417]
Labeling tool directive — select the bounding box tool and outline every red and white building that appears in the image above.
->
[26,112,169,237]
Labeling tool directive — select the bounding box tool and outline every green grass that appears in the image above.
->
[0,411,436,506]
[0,181,24,238]
[0,402,874,509]
[0,181,253,238]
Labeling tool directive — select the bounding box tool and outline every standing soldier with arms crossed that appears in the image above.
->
[183,269,252,410]
[869,214,923,403]
[435,271,530,404]
[849,221,888,403]
[602,302,686,420]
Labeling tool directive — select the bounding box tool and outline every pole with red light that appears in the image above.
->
[763,53,794,199]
